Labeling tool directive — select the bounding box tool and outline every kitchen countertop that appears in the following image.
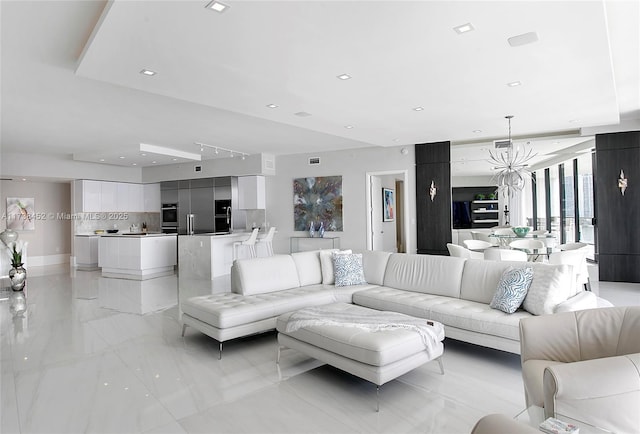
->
[100,232,176,238]
[76,232,175,237]
[178,232,252,238]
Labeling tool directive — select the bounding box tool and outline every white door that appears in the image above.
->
[370,176,384,250]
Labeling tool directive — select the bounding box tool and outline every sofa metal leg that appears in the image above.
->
[276,345,284,364]
[181,324,187,337]
[376,385,380,412]
[218,342,223,360]
[437,356,445,375]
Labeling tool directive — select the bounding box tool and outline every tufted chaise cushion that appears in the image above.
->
[353,286,528,341]
[182,286,340,329]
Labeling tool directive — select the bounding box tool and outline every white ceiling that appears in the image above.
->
[1,1,638,176]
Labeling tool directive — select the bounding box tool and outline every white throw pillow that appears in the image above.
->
[489,266,533,314]
[523,264,572,315]
[333,253,367,287]
[319,249,352,284]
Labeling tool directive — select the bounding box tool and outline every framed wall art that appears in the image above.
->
[6,197,35,231]
[293,176,343,231]
[382,188,395,222]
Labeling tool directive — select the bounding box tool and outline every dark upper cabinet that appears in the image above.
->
[416,142,452,255]
[595,131,640,282]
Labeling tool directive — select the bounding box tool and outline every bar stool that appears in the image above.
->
[256,227,276,257]
[233,228,259,260]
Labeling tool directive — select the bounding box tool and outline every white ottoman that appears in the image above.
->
[276,303,445,410]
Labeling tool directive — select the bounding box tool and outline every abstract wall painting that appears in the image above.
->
[293,176,343,231]
[382,188,395,222]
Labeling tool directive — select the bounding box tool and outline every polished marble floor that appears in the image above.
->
[1,265,638,434]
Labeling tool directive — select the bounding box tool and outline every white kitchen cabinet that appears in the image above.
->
[116,183,129,211]
[73,180,166,213]
[99,234,177,279]
[75,235,100,270]
[116,182,143,212]
[74,180,102,212]
[143,183,161,212]
[101,182,118,211]
[237,175,265,209]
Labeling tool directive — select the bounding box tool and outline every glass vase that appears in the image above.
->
[9,264,26,291]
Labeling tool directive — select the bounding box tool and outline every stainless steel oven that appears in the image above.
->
[161,203,178,227]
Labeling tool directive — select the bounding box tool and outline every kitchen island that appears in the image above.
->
[98,233,177,280]
[178,232,251,279]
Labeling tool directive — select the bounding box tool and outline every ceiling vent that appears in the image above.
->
[308,157,321,165]
[264,158,275,170]
[194,165,202,172]
[494,139,512,149]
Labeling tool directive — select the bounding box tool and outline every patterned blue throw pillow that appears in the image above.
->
[490,266,533,313]
[333,253,367,287]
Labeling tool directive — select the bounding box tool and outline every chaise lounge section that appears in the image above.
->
[181,249,608,357]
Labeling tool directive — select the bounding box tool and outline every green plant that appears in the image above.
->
[6,240,27,267]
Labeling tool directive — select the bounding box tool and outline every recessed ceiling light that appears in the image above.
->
[172,158,178,161]
[205,0,229,13]
[99,158,105,162]
[569,119,580,123]
[132,163,137,166]
[119,156,125,159]
[141,153,147,156]
[295,111,312,117]
[344,125,354,129]
[266,104,278,108]
[413,107,424,111]
[507,81,522,87]
[152,161,157,164]
[140,69,156,76]
[337,74,352,80]
[21,178,27,181]
[453,23,475,34]
[473,129,482,133]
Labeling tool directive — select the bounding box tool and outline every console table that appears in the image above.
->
[290,236,340,253]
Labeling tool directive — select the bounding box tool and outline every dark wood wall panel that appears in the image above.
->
[416,142,451,255]
[595,131,640,282]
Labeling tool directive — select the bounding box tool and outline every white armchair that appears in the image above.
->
[519,306,640,433]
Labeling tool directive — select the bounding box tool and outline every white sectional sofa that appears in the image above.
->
[181,249,607,357]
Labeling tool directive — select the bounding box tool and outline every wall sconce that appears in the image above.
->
[618,169,628,196]
[429,180,437,202]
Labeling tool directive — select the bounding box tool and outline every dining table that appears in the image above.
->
[488,233,558,261]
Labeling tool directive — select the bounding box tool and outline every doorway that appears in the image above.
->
[366,170,410,253]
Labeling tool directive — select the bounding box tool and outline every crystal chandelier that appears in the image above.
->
[488,115,536,198]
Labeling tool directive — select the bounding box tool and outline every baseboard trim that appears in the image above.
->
[27,254,70,267]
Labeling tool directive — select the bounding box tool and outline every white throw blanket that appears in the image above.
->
[285,305,445,353]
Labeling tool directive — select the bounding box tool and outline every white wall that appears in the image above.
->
[0,180,72,266]
[266,145,416,254]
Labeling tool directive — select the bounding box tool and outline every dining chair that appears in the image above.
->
[529,229,548,235]
[492,228,515,236]
[471,231,498,246]
[550,245,591,290]
[255,226,276,257]
[509,239,546,262]
[483,247,527,262]
[558,242,588,251]
[447,243,483,260]
[233,228,259,260]
[463,239,494,251]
